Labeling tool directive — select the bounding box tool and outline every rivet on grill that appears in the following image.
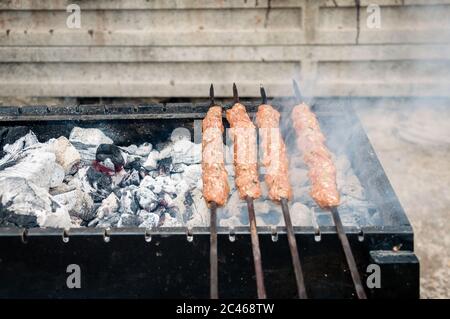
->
[62,229,70,243]
[186,228,194,242]
[314,228,321,242]
[144,230,152,242]
[271,227,278,242]
[103,228,111,243]
[228,227,236,242]
[393,243,403,252]
[357,229,365,242]
[21,229,28,244]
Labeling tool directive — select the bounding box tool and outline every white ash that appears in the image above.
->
[0,131,39,168]
[0,148,65,189]
[0,177,72,229]
[69,127,113,146]
[47,136,81,174]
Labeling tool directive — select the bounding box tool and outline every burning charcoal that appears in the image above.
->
[118,213,143,227]
[53,188,94,221]
[0,201,39,228]
[166,207,179,219]
[120,169,140,187]
[140,175,165,194]
[86,166,112,190]
[138,211,159,229]
[185,189,209,227]
[139,169,146,180]
[171,163,186,173]
[111,169,128,188]
[157,157,172,175]
[96,193,119,219]
[124,158,142,171]
[0,177,72,229]
[69,127,113,164]
[183,206,194,224]
[135,187,158,212]
[95,214,120,228]
[143,150,160,171]
[135,143,152,157]
[171,139,201,165]
[47,136,81,174]
[119,187,139,215]
[102,158,116,172]
[96,144,125,169]
[184,192,194,206]
[88,193,119,227]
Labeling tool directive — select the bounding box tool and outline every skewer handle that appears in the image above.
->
[246,196,267,299]
[280,198,308,299]
[210,201,218,299]
[331,207,367,299]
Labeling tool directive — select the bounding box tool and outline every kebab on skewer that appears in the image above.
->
[291,80,367,299]
[202,84,229,299]
[255,85,307,299]
[226,83,266,299]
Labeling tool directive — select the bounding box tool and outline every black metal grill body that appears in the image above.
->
[0,101,419,298]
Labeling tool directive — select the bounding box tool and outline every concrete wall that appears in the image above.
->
[0,0,449,97]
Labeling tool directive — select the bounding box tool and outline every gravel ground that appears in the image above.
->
[354,98,450,299]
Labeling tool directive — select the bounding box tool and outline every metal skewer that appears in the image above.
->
[331,207,367,299]
[246,196,267,299]
[231,83,266,299]
[208,83,219,299]
[292,80,367,299]
[210,201,218,299]
[280,198,308,299]
[259,85,307,298]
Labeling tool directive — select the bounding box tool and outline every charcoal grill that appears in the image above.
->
[0,100,419,299]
